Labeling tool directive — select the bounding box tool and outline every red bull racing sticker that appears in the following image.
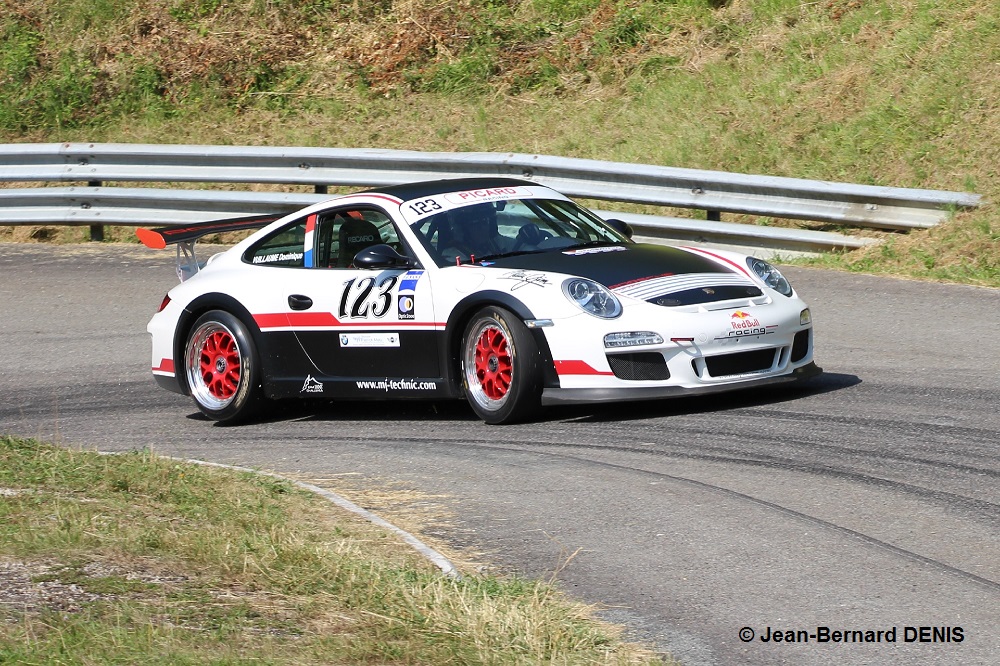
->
[717,310,778,339]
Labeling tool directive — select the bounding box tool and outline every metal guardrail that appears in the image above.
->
[0,186,874,254]
[0,143,982,252]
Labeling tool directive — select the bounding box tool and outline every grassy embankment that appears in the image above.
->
[0,436,663,664]
[0,0,997,285]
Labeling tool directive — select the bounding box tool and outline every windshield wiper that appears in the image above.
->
[569,239,620,250]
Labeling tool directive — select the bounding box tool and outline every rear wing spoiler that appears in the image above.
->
[137,214,282,282]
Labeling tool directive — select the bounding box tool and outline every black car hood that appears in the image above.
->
[486,242,738,287]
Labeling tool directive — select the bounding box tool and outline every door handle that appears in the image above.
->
[288,294,313,311]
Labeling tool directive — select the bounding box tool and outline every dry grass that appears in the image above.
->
[294,473,492,573]
[0,437,666,664]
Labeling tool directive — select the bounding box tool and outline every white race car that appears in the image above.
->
[139,178,820,424]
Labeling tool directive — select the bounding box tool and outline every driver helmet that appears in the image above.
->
[452,203,498,246]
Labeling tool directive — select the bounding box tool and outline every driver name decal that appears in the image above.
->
[252,251,303,264]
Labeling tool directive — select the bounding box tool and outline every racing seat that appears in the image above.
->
[426,216,456,259]
[337,217,381,268]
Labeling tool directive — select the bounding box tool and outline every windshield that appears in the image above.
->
[410,198,631,267]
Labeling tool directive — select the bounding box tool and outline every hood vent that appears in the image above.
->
[651,284,762,307]
[612,272,762,307]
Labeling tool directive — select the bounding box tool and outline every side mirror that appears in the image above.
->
[604,218,634,240]
[353,243,412,269]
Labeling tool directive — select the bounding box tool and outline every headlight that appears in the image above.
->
[562,278,622,318]
[604,331,663,348]
[747,257,793,297]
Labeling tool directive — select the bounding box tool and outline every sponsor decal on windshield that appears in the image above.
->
[444,186,532,204]
[402,186,540,224]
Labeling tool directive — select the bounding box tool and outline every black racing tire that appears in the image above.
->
[183,310,265,424]
[461,306,543,424]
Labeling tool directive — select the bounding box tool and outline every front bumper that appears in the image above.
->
[540,361,821,405]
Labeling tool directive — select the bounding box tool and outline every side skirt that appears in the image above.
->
[266,375,463,401]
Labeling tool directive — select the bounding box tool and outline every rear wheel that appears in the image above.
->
[184,310,264,424]
[461,306,542,424]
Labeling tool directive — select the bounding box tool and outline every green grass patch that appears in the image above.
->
[0,436,662,665]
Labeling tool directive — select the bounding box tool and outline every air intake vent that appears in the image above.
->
[607,353,670,381]
[703,349,776,377]
[791,329,810,362]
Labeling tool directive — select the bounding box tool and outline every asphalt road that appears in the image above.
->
[2,242,998,665]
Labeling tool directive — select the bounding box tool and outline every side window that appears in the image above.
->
[244,220,307,267]
[314,208,403,269]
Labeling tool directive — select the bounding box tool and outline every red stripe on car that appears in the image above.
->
[152,358,175,374]
[609,272,675,289]
[554,360,615,376]
[680,246,753,279]
[254,312,444,329]
[254,312,339,328]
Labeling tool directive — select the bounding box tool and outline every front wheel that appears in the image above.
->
[184,310,265,424]
[461,306,542,424]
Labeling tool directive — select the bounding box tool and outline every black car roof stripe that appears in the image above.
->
[138,178,541,249]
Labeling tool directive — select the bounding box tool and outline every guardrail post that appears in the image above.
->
[707,210,721,222]
[315,185,328,195]
[87,180,104,241]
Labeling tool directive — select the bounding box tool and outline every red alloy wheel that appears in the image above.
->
[462,306,542,424]
[474,325,512,400]
[198,329,241,400]
[185,311,266,422]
